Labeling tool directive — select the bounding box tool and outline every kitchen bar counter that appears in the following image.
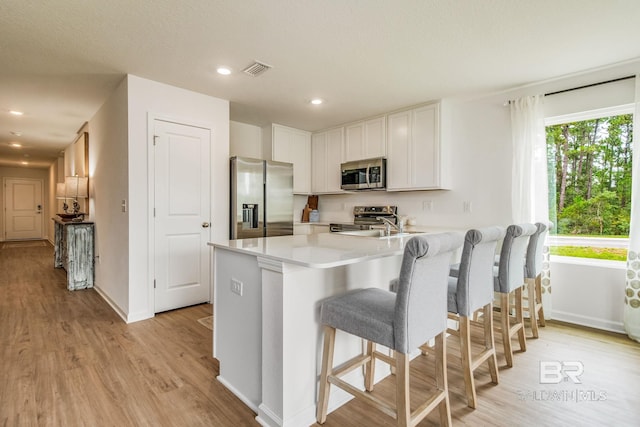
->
[209,232,413,269]
[209,232,438,427]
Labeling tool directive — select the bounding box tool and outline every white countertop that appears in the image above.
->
[209,232,421,268]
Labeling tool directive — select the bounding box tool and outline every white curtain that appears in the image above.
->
[510,95,552,311]
[624,75,640,342]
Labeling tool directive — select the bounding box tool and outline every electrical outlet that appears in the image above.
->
[231,278,243,296]
[423,200,434,212]
[463,201,472,213]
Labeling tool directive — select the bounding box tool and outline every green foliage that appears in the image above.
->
[557,191,630,235]
[547,114,632,237]
[550,245,627,261]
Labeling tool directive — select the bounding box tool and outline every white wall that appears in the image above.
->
[551,257,627,332]
[126,75,229,322]
[87,74,230,323]
[89,76,130,316]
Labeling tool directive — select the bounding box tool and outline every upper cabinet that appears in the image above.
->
[263,124,311,194]
[344,116,386,162]
[386,102,450,191]
[311,127,344,194]
[230,121,263,159]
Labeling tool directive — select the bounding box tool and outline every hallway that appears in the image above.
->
[0,241,257,426]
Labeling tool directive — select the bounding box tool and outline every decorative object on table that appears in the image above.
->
[56,175,89,221]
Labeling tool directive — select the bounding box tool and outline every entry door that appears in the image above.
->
[153,120,211,313]
[4,178,43,240]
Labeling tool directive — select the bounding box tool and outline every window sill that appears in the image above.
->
[550,255,626,269]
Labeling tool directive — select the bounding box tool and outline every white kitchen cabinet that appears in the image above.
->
[387,102,450,191]
[311,127,344,194]
[230,121,263,159]
[263,124,311,194]
[344,116,386,162]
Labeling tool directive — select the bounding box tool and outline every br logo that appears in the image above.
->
[539,361,584,384]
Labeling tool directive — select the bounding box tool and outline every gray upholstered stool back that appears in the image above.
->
[525,222,551,279]
[494,223,537,293]
[454,227,504,316]
[394,232,463,354]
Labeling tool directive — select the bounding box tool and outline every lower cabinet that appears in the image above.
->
[53,219,95,290]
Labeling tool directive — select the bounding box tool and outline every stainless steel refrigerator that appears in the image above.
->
[230,156,294,239]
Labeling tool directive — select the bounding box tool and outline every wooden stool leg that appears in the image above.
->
[515,287,527,352]
[435,332,452,426]
[536,274,546,326]
[396,352,410,427]
[459,316,477,409]
[484,303,499,384]
[526,278,539,338]
[500,293,513,367]
[365,341,375,391]
[317,326,336,424]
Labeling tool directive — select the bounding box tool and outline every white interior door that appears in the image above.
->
[153,119,211,313]
[4,178,44,240]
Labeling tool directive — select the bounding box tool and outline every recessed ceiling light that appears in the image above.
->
[216,67,232,75]
[9,110,24,116]
[21,161,29,165]
[9,142,22,148]
[310,98,324,105]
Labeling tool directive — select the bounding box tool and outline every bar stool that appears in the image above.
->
[524,222,550,338]
[494,223,536,367]
[447,226,504,408]
[316,232,464,427]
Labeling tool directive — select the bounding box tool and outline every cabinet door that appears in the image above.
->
[364,116,386,158]
[325,128,344,192]
[387,104,441,191]
[272,125,311,194]
[291,130,311,194]
[412,104,439,188]
[386,110,412,190]
[344,123,364,162]
[311,132,327,193]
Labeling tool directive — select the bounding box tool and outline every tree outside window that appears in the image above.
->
[546,113,633,261]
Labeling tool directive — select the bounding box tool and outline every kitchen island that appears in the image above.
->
[209,232,425,427]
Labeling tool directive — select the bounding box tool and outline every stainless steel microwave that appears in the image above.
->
[340,157,386,190]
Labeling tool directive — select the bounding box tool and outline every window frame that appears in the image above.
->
[544,103,634,265]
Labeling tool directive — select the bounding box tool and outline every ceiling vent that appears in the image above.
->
[242,61,272,77]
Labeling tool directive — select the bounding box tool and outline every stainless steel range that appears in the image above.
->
[329,206,397,232]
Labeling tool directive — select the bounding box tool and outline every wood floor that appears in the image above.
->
[2,242,639,426]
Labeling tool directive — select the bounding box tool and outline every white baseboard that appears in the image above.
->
[550,310,625,334]
[217,375,259,413]
[92,285,128,323]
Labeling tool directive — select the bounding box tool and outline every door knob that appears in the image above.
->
[202,222,210,228]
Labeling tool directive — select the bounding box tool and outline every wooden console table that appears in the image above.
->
[53,217,95,290]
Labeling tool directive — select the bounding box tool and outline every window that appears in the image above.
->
[546,108,633,261]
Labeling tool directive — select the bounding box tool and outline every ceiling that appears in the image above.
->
[2,0,640,169]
